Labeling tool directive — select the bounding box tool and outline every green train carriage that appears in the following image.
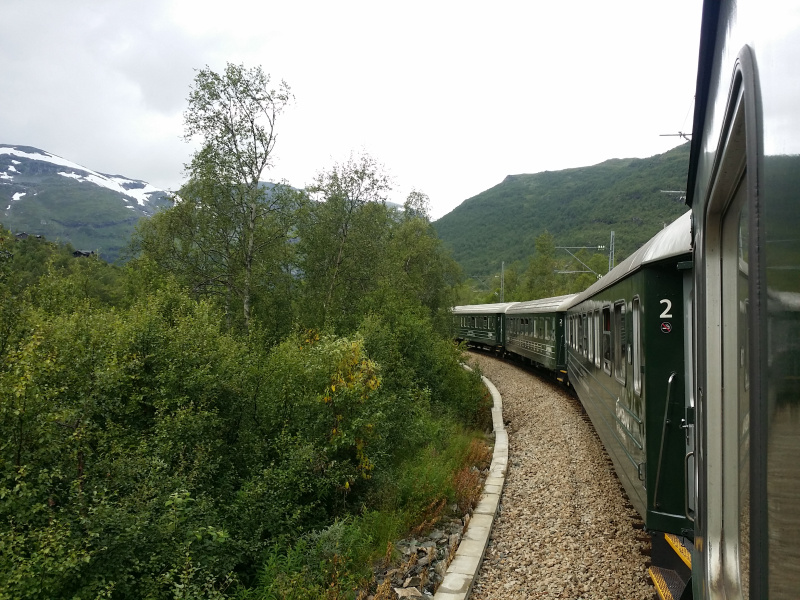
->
[451,302,517,352]
[566,211,693,539]
[505,294,578,382]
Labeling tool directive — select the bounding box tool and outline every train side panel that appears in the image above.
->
[505,295,578,376]
[567,260,691,536]
[453,313,504,348]
[452,303,517,350]
[505,313,561,370]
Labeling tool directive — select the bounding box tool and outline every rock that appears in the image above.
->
[428,529,445,541]
[394,587,424,598]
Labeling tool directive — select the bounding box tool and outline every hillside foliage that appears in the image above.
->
[434,143,690,277]
[0,64,486,600]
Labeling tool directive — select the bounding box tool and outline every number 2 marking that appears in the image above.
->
[660,299,673,319]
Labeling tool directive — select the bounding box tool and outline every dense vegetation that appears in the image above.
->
[0,64,488,599]
[434,143,691,277]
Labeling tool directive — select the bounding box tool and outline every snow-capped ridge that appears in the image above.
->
[0,145,168,206]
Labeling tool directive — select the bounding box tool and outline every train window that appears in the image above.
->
[574,316,579,349]
[633,297,642,395]
[602,307,612,375]
[594,309,601,367]
[574,316,578,349]
[569,316,574,348]
[582,313,589,357]
[614,301,626,383]
[587,312,594,362]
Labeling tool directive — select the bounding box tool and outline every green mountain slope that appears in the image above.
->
[1,145,172,262]
[433,143,690,276]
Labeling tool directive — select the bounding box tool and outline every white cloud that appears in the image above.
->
[0,0,702,219]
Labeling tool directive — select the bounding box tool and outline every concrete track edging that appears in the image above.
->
[434,374,506,600]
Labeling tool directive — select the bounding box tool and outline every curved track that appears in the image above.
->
[466,353,654,600]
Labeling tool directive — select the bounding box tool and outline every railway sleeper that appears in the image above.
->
[648,532,693,600]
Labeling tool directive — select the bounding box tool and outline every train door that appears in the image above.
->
[701,83,752,599]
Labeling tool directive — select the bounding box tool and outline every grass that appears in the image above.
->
[238,422,494,600]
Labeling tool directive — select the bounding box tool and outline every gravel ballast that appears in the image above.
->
[467,353,654,600]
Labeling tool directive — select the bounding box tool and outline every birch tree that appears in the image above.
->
[182,63,293,332]
[298,153,392,330]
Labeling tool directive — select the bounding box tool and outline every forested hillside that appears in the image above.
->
[434,143,690,276]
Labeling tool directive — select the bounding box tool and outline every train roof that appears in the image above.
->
[451,302,518,315]
[505,294,579,314]
[569,210,692,306]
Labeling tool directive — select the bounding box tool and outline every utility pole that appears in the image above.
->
[501,261,504,302]
[608,231,615,273]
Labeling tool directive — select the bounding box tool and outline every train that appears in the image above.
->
[453,1,800,598]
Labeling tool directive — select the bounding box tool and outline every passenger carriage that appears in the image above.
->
[451,302,517,352]
[565,211,693,542]
[505,294,577,383]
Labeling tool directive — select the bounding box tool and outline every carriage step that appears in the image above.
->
[649,566,689,600]
[649,533,693,599]
[665,533,692,569]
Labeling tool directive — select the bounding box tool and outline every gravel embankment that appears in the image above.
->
[467,353,654,600]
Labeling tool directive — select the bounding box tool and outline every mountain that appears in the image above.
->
[0,144,172,262]
[433,143,691,276]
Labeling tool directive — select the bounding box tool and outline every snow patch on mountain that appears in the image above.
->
[12,192,25,201]
[1,146,167,205]
[0,147,92,172]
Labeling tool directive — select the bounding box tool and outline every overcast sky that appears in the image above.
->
[2,0,702,219]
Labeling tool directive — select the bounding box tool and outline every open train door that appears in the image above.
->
[694,36,800,597]
[695,51,757,599]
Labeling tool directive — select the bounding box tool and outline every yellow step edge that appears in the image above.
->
[665,533,692,569]
[648,566,675,600]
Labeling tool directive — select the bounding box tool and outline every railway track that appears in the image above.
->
[466,352,654,600]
